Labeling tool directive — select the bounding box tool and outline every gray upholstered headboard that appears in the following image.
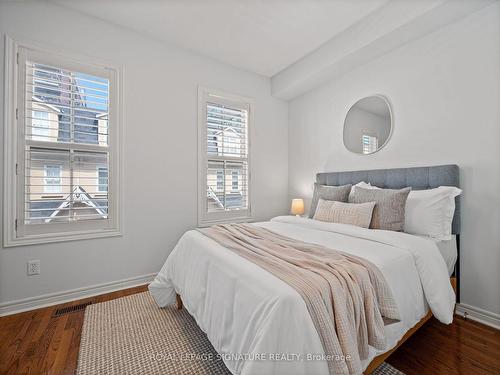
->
[316,164,460,234]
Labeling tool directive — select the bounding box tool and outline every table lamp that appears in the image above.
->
[290,198,305,217]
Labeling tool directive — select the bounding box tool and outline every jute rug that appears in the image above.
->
[77,292,404,375]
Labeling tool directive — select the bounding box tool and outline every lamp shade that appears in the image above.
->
[290,199,305,216]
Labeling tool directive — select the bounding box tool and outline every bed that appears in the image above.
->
[149,165,460,375]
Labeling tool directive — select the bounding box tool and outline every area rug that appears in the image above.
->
[77,292,404,375]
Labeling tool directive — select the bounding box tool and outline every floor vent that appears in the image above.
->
[53,301,92,317]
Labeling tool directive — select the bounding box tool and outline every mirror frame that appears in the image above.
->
[343,94,393,156]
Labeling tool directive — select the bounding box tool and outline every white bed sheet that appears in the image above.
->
[149,216,455,375]
[417,235,457,275]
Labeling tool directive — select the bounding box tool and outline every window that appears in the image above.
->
[97,167,108,192]
[31,110,50,140]
[362,133,378,154]
[231,170,239,191]
[44,165,62,193]
[198,87,251,225]
[216,170,224,191]
[3,39,121,246]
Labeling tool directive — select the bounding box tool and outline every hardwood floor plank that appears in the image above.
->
[48,324,74,375]
[1,285,499,375]
[31,310,53,343]
[38,315,69,375]
[61,327,80,375]
[18,316,60,375]
[387,317,500,375]
[1,319,33,374]
[61,312,84,375]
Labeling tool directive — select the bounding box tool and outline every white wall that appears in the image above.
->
[0,2,289,307]
[288,4,500,317]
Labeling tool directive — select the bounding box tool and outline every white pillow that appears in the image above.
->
[350,182,461,240]
[349,182,371,197]
[405,186,461,240]
[355,181,373,189]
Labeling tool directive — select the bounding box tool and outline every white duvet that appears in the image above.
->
[149,216,455,374]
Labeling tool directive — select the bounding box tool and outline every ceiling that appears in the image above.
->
[51,0,388,77]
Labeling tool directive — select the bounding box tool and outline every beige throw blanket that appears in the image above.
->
[198,224,400,375]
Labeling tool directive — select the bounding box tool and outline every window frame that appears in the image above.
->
[3,36,123,247]
[197,87,253,226]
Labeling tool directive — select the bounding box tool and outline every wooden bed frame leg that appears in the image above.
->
[176,293,183,310]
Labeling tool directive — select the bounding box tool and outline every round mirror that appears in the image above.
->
[343,95,392,155]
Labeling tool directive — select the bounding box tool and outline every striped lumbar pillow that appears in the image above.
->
[313,199,376,229]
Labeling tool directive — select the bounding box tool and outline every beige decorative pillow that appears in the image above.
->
[313,199,376,229]
[349,186,411,231]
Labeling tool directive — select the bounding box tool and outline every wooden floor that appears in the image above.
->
[1,286,499,375]
[0,285,148,375]
[387,315,500,375]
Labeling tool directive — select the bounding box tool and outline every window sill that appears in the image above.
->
[4,228,122,247]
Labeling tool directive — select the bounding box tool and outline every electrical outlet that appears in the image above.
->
[27,260,40,276]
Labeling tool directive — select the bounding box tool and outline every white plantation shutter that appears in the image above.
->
[24,61,110,224]
[206,102,249,211]
[4,42,121,245]
[199,89,252,225]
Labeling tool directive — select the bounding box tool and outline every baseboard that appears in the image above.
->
[455,303,500,330]
[0,273,156,317]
